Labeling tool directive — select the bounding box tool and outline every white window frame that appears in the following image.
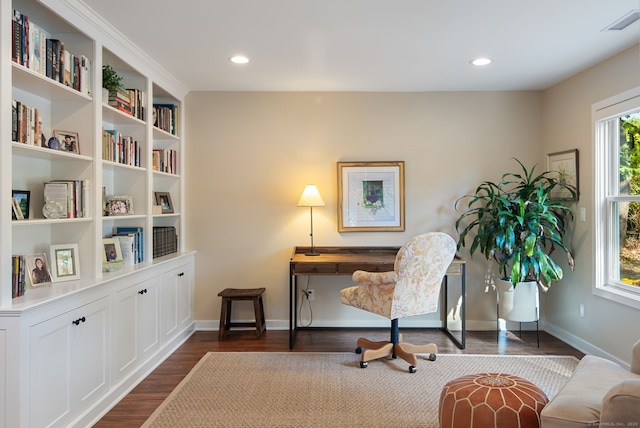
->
[593,86,640,309]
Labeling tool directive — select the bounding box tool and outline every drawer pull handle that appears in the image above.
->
[138,289,148,295]
[72,316,86,325]
[178,272,184,277]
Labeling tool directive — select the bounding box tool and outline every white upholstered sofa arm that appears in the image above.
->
[600,378,640,425]
[352,270,398,285]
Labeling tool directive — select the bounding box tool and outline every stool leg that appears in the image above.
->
[254,296,266,338]
[219,298,229,340]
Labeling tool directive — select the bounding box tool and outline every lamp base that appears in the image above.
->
[304,252,320,256]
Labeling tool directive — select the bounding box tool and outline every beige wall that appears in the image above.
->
[184,44,640,363]
[541,45,640,361]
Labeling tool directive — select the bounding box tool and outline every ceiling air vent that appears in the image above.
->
[604,10,640,31]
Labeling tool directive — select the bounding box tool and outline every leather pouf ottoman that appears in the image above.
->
[439,373,549,428]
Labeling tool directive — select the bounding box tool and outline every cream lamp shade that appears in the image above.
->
[297,185,325,207]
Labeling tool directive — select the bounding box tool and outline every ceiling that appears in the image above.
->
[80,0,640,92]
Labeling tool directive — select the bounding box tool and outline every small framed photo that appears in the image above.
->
[105,196,134,216]
[154,191,174,214]
[52,130,80,154]
[547,149,579,201]
[12,190,30,220]
[337,161,405,232]
[25,253,52,287]
[49,244,80,282]
[102,237,124,273]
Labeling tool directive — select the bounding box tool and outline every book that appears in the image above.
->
[12,10,23,64]
[115,227,144,263]
[43,182,69,218]
[116,234,136,266]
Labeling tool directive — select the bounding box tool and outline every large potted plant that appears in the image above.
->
[454,158,576,323]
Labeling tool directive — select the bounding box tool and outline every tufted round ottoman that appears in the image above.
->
[439,373,549,428]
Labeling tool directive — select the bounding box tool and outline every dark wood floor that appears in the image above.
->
[93,328,584,427]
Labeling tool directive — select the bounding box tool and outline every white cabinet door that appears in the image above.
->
[161,262,193,343]
[112,275,160,383]
[29,297,109,428]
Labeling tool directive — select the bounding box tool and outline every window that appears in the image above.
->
[594,86,640,308]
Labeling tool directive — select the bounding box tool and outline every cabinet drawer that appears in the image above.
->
[293,263,337,274]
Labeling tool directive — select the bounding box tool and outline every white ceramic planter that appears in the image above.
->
[497,279,539,322]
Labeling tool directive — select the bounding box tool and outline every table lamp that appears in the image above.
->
[297,184,325,256]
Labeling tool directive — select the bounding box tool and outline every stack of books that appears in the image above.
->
[152,149,177,174]
[12,255,26,298]
[44,180,88,218]
[102,129,141,166]
[12,99,43,146]
[153,103,179,135]
[153,227,177,258]
[114,227,144,264]
[108,88,132,115]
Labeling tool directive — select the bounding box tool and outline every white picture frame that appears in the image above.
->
[49,244,80,282]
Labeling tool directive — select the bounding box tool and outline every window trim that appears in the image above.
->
[593,86,640,309]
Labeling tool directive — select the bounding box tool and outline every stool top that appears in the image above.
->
[218,288,266,298]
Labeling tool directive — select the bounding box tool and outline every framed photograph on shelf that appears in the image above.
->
[52,130,80,154]
[547,149,579,201]
[337,161,405,232]
[49,244,80,282]
[154,191,174,214]
[105,196,134,216]
[102,237,124,273]
[12,190,30,220]
[24,253,52,287]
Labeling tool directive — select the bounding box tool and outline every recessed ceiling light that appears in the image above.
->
[230,56,250,64]
[470,58,492,66]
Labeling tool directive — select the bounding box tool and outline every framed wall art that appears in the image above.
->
[154,191,174,214]
[337,161,405,232]
[547,149,579,201]
[52,130,80,154]
[49,243,80,282]
[25,253,52,287]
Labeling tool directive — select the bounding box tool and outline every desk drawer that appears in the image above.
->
[337,263,393,274]
[294,263,337,274]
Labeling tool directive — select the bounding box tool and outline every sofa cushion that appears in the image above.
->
[541,355,639,428]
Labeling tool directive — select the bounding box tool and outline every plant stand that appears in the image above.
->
[497,280,540,347]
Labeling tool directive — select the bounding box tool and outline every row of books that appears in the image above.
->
[102,129,141,167]
[152,149,178,174]
[12,100,44,146]
[11,255,26,298]
[113,227,144,265]
[12,10,91,96]
[108,88,146,121]
[44,180,89,218]
[153,103,179,136]
[153,227,178,258]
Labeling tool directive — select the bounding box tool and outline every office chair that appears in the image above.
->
[340,232,456,373]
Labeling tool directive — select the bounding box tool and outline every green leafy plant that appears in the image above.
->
[102,64,123,92]
[455,158,576,290]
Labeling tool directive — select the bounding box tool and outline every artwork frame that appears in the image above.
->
[52,130,80,154]
[105,195,134,216]
[24,253,52,287]
[102,237,124,273]
[49,243,80,282]
[547,149,579,201]
[154,191,174,214]
[337,161,405,232]
[12,189,30,220]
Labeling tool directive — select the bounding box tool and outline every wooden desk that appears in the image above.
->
[289,246,466,349]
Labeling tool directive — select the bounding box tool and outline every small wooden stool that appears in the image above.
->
[218,288,266,340]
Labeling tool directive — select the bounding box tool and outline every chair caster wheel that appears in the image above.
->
[428,353,437,361]
[355,347,362,354]
[360,361,368,368]
[409,366,417,373]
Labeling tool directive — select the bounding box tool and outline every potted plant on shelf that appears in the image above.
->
[102,64,123,103]
[454,158,577,324]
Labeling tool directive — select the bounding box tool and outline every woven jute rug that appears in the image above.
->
[142,352,578,428]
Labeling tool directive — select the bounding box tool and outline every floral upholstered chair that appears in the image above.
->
[340,232,456,373]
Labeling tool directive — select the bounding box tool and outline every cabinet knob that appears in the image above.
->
[138,289,147,295]
[72,316,86,325]
[178,272,184,277]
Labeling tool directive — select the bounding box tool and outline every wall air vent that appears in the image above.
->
[604,10,640,31]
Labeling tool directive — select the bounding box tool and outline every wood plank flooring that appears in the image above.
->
[93,329,584,427]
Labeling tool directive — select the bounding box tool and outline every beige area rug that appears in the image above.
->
[142,352,579,428]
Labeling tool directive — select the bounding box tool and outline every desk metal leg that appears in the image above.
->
[289,269,297,349]
[441,266,466,349]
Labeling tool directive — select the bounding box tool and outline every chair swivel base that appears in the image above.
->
[355,337,437,373]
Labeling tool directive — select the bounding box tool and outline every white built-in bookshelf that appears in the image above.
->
[0,0,192,426]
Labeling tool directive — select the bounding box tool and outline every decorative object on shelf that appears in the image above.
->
[12,189,30,220]
[49,244,80,282]
[102,64,123,93]
[455,158,576,291]
[46,136,60,150]
[52,130,80,154]
[547,149,579,201]
[24,253,52,287]
[102,237,124,272]
[297,184,325,256]
[154,191,174,214]
[42,200,66,219]
[105,196,134,216]
[337,161,405,232]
